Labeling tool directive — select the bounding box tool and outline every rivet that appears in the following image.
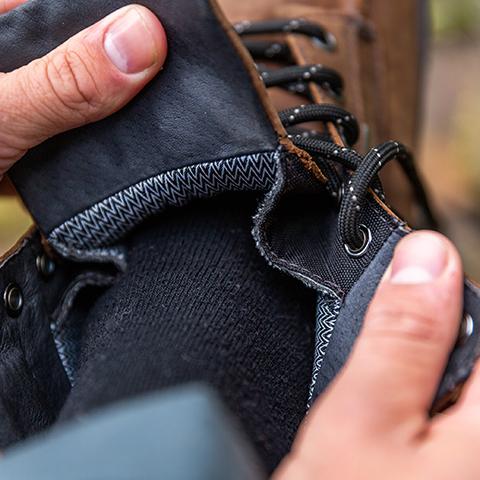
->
[457,313,474,346]
[4,283,23,318]
[36,254,56,278]
[344,225,372,258]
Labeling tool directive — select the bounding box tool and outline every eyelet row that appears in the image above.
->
[3,252,56,318]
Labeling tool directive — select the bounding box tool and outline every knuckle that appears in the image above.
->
[42,48,103,119]
[366,292,448,345]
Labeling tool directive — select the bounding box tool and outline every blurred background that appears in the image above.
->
[0,0,479,277]
[422,0,480,278]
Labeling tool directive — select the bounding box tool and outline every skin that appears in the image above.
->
[1,2,477,478]
[276,231,480,480]
[0,1,167,176]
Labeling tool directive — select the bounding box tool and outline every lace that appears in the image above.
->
[235,18,438,254]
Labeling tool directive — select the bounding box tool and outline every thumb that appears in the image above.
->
[0,4,167,172]
[0,0,27,14]
[316,231,463,436]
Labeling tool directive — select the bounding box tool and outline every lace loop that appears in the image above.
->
[279,104,359,146]
[240,19,437,255]
[235,18,337,51]
[243,39,291,62]
[260,64,343,99]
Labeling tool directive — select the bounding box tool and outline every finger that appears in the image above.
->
[0,4,167,173]
[315,231,463,436]
[0,0,27,14]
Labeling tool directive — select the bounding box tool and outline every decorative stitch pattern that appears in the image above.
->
[49,152,278,250]
[307,294,341,407]
[51,323,79,385]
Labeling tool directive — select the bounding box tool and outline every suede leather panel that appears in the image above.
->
[1,0,278,234]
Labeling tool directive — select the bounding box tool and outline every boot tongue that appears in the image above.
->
[0,0,278,241]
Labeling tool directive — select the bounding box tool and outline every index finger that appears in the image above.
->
[0,0,27,15]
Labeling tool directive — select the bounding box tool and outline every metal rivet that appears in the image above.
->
[344,225,372,258]
[4,283,23,318]
[36,254,56,278]
[457,313,474,346]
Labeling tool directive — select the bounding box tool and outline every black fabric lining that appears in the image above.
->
[2,0,279,234]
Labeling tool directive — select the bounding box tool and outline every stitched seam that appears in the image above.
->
[252,149,342,299]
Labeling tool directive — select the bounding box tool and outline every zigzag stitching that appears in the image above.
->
[50,152,278,250]
[307,295,341,407]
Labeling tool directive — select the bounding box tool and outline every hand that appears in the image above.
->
[275,231,480,480]
[0,1,167,177]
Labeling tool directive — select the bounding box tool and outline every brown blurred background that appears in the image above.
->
[1,0,479,278]
[422,0,480,278]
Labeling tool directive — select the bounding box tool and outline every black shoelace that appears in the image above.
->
[235,18,437,256]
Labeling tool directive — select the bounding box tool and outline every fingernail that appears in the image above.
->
[390,232,449,284]
[104,8,159,74]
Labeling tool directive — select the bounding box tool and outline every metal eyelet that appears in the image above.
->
[3,283,23,318]
[330,183,345,205]
[344,225,372,258]
[36,253,56,278]
[313,31,337,52]
[337,183,345,205]
[456,313,474,347]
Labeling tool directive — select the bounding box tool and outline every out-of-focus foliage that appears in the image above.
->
[432,0,480,37]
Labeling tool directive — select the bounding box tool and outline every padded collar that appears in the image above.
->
[1,0,280,237]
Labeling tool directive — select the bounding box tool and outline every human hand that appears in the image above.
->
[0,1,167,178]
[275,231,479,480]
